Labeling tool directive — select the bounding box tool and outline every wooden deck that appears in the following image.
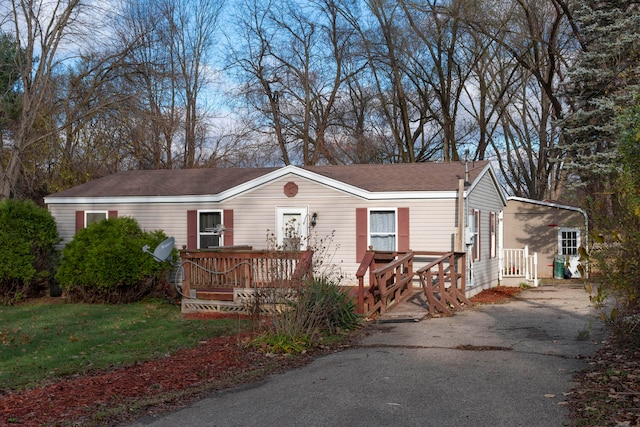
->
[178,248,313,313]
[178,248,471,318]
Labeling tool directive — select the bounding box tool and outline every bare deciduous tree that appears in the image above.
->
[230,0,368,165]
[466,0,577,199]
[0,0,87,199]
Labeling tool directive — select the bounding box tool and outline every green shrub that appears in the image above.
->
[0,199,60,305]
[254,276,361,353]
[56,217,174,303]
[301,276,361,335]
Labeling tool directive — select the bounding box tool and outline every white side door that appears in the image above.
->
[558,227,581,278]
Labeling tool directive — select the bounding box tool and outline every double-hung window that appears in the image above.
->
[85,211,108,227]
[471,209,481,261]
[199,211,223,248]
[369,210,396,251]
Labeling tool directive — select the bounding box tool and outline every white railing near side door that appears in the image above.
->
[500,246,539,287]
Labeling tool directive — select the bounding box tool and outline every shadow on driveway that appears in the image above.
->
[129,283,604,427]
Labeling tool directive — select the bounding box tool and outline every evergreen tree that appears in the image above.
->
[0,32,23,138]
[561,1,640,204]
[617,100,640,218]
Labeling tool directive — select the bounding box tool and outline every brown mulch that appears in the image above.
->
[0,320,325,427]
[469,285,524,304]
[2,288,635,426]
[0,332,278,426]
[0,306,367,427]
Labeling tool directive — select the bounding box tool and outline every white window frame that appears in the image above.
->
[85,210,108,227]
[489,211,497,259]
[470,209,481,261]
[276,207,308,250]
[368,208,398,252]
[558,227,580,256]
[198,210,224,249]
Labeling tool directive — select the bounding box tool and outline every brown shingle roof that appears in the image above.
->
[303,161,488,192]
[45,161,489,198]
[46,167,280,198]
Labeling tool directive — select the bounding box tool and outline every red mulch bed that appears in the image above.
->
[470,286,524,304]
[0,287,563,426]
[0,314,316,427]
[2,334,247,426]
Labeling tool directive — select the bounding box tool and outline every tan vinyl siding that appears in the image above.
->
[48,203,191,248]
[238,176,463,284]
[503,199,586,278]
[48,173,465,287]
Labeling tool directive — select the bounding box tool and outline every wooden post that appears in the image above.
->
[182,254,192,298]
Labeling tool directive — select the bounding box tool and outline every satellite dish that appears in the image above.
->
[204,224,232,235]
[143,236,175,262]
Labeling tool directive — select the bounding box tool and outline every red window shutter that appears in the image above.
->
[398,207,410,251]
[223,209,234,246]
[108,210,118,219]
[75,211,84,233]
[187,210,198,249]
[355,208,368,262]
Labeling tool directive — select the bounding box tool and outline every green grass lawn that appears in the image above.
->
[0,299,249,391]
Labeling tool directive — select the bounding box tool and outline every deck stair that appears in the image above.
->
[356,250,471,318]
[355,251,415,317]
[415,251,471,316]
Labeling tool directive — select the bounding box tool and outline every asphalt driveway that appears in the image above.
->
[128,282,604,427]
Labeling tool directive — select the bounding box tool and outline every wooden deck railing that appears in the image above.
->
[415,251,471,316]
[356,251,414,316]
[179,249,314,298]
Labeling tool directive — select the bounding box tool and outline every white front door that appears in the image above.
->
[276,207,308,250]
[558,227,581,278]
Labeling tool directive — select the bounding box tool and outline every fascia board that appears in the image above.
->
[44,191,460,205]
[43,195,223,205]
[507,196,585,214]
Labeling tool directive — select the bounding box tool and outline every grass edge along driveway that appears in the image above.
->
[0,299,250,391]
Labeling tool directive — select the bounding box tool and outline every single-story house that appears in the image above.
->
[44,161,507,296]
[502,196,588,279]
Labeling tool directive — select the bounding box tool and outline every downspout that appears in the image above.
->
[463,155,473,287]
[457,178,465,252]
[498,210,504,284]
[462,160,475,289]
